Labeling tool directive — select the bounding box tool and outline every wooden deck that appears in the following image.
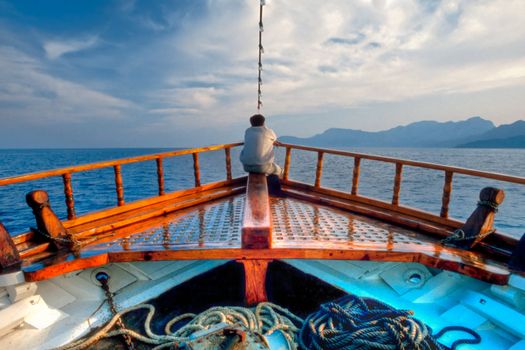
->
[1,142,523,291]
[15,179,509,285]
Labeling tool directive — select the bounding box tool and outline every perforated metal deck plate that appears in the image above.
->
[92,196,245,251]
[271,197,430,249]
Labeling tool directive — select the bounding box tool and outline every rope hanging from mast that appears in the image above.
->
[257,0,265,111]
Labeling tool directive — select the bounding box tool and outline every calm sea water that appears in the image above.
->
[0,147,524,238]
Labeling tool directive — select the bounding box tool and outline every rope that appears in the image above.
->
[257,0,265,110]
[31,227,82,250]
[54,302,304,350]
[298,295,480,350]
[477,200,499,212]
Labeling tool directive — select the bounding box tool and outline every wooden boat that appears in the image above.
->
[1,142,525,349]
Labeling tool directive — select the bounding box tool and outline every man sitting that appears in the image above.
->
[240,114,282,177]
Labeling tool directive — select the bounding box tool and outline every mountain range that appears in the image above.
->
[279,117,525,148]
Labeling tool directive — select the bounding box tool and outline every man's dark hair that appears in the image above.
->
[250,114,265,127]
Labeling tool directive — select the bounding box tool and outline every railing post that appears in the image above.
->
[315,151,324,188]
[224,147,232,181]
[156,158,165,196]
[283,147,291,181]
[193,152,201,187]
[392,163,403,205]
[440,171,453,218]
[62,173,76,220]
[114,164,125,206]
[351,157,361,195]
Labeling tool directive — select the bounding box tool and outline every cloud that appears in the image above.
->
[0,45,135,123]
[43,36,99,59]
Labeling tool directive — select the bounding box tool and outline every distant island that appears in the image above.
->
[279,117,525,148]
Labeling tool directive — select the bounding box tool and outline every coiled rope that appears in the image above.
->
[55,302,304,350]
[298,295,481,350]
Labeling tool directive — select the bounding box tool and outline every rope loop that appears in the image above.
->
[477,200,499,212]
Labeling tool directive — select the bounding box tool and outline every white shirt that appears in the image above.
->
[240,126,277,165]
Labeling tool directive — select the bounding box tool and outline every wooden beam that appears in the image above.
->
[238,260,269,305]
[26,190,73,250]
[351,157,361,195]
[0,222,21,272]
[114,164,125,206]
[283,147,291,181]
[62,173,76,220]
[156,158,165,196]
[447,187,505,249]
[225,147,232,181]
[440,171,453,218]
[314,151,324,188]
[193,153,201,187]
[242,173,272,249]
[392,163,403,206]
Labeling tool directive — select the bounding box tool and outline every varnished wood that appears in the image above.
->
[156,158,165,196]
[351,157,361,195]
[392,163,403,205]
[451,187,505,249]
[114,164,125,206]
[239,260,269,305]
[0,142,244,187]
[26,190,72,250]
[193,153,201,187]
[22,246,510,285]
[12,177,247,247]
[0,222,21,271]
[279,143,525,185]
[242,173,272,249]
[225,147,232,181]
[283,147,291,181]
[314,151,324,188]
[62,173,76,220]
[440,171,453,218]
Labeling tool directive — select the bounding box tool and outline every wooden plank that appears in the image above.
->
[0,142,244,187]
[238,260,269,305]
[22,246,510,285]
[0,222,21,271]
[225,147,232,181]
[279,143,525,185]
[351,157,361,195]
[62,173,76,220]
[314,151,324,188]
[392,163,403,206]
[114,164,125,206]
[242,173,272,249]
[156,158,165,196]
[193,153,201,187]
[283,147,291,181]
[440,171,453,218]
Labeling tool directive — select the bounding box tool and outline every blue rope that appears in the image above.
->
[299,295,481,350]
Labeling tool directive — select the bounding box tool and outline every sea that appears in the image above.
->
[0,147,524,238]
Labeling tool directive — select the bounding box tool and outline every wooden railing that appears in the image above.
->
[280,143,525,235]
[0,143,243,220]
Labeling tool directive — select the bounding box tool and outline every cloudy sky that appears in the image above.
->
[0,0,524,148]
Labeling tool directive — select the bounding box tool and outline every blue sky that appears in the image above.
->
[0,0,524,148]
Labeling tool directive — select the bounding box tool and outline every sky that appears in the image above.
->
[0,0,524,148]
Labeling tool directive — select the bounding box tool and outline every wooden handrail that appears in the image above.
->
[279,143,525,185]
[0,142,243,186]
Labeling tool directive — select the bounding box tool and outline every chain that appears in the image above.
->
[441,228,495,245]
[257,0,265,110]
[97,273,135,350]
[32,227,82,249]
